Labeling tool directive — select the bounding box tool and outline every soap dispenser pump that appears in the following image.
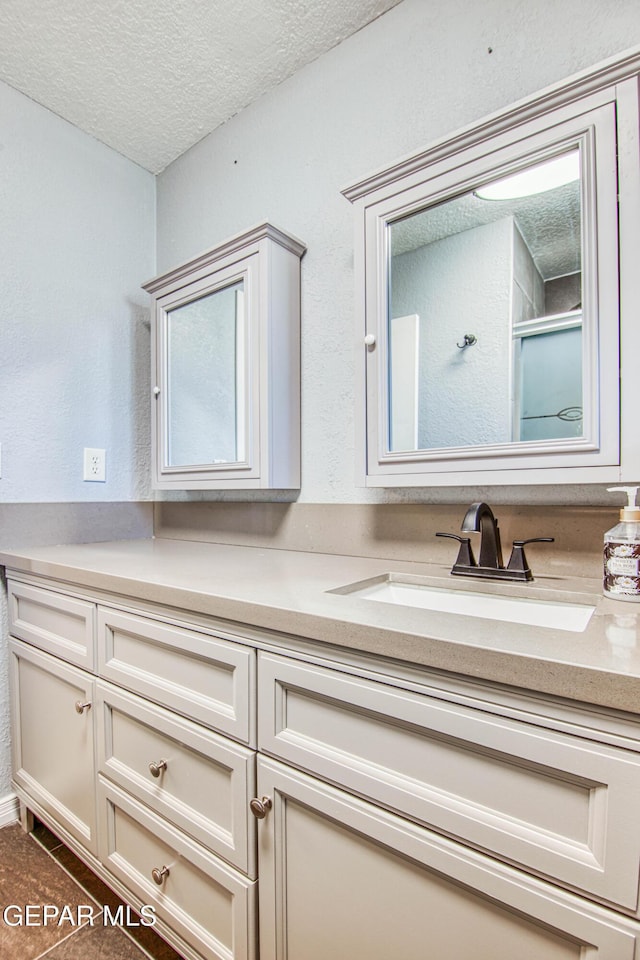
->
[604,486,640,601]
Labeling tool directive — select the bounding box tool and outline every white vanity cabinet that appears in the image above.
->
[255,758,638,960]
[7,576,258,960]
[255,651,640,958]
[9,570,640,959]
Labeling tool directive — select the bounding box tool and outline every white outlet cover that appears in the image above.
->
[83,447,106,482]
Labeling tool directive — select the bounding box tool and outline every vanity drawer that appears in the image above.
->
[99,778,256,960]
[8,579,96,670]
[96,680,256,877]
[98,608,255,745]
[258,652,640,913]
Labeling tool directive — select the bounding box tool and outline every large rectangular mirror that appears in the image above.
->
[166,280,246,467]
[387,147,583,452]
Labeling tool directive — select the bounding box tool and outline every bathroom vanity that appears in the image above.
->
[4,537,640,959]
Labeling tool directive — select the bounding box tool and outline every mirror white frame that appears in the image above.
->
[143,222,306,490]
[344,49,640,487]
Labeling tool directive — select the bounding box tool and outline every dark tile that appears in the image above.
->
[0,824,91,960]
[31,818,63,853]
[47,844,122,915]
[43,922,150,959]
[122,918,185,960]
[0,823,184,960]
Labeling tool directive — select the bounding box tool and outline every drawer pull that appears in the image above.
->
[74,701,91,715]
[249,796,272,820]
[151,865,170,885]
[148,759,168,778]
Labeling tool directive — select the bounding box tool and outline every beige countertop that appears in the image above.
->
[1,537,639,714]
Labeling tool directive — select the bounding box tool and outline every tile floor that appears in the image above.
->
[0,818,183,960]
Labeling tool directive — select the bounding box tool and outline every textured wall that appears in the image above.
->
[156,0,640,504]
[0,80,155,503]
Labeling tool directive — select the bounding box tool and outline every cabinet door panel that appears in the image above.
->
[256,757,638,960]
[10,639,96,852]
[259,652,640,911]
[8,579,95,670]
[99,778,256,960]
[96,681,256,876]
[98,608,255,744]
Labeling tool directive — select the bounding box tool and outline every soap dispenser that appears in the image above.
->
[604,486,640,601]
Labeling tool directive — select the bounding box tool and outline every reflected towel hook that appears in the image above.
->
[457,334,477,349]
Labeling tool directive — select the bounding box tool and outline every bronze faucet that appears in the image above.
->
[436,502,554,582]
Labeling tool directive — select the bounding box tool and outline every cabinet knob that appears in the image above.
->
[148,759,168,778]
[153,386,161,396]
[151,865,170,885]
[74,701,91,714]
[249,796,273,820]
[364,334,376,346]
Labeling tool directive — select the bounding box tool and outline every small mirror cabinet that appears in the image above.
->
[344,53,640,487]
[143,223,305,490]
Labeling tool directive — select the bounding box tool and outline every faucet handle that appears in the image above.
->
[506,537,555,579]
[436,532,476,569]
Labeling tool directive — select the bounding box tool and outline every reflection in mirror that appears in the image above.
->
[387,147,582,453]
[166,280,245,467]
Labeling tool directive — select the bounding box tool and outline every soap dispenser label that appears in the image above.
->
[607,555,640,576]
[604,542,640,596]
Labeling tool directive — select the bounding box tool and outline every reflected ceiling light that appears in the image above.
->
[474,151,580,200]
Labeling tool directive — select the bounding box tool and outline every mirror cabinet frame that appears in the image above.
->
[344,50,640,487]
[143,222,306,490]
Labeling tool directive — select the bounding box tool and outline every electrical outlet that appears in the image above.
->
[83,448,106,482]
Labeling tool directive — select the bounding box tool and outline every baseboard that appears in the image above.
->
[0,793,20,827]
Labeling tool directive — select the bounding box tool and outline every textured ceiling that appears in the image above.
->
[391,181,581,280]
[0,0,400,173]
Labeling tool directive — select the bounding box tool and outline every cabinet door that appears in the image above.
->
[10,639,97,853]
[256,756,638,960]
[144,222,305,490]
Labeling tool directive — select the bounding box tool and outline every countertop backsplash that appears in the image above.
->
[153,501,614,580]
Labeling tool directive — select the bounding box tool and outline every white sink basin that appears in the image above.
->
[334,576,595,633]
